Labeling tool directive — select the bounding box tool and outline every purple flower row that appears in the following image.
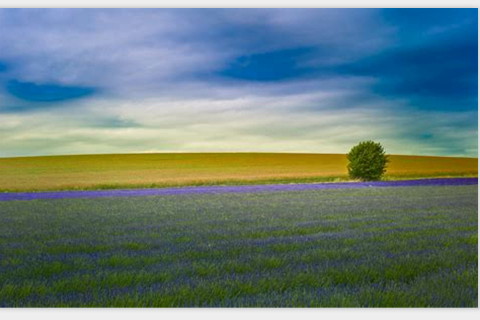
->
[0,177,477,201]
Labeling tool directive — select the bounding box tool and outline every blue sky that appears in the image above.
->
[0,8,477,157]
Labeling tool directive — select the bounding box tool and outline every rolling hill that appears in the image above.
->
[0,153,477,192]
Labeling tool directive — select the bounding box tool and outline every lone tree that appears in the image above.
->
[347,141,389,181]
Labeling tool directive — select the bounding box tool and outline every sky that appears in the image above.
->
[0,8,477,157]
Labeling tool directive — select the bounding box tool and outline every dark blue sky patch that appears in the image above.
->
[0,104,53,113]
[419,133,434,140]
[220,47,316,81]
[0,61,8,72]
[336,37,478,111]
[377,42,476,96]
[6,80,96,102]
[381,8,477,37]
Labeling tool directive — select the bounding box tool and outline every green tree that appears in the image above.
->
[347,141,389,181]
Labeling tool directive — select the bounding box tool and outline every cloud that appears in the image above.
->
[0,9,476,157]
[0,9,390,95]
[0,89,476,158]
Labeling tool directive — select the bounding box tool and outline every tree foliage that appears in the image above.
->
[347,141,389,181]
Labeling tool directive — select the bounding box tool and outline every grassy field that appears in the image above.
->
[0,185,476,307]
[0,153,477,192]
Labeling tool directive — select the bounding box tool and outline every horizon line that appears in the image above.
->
[0,151,477,160]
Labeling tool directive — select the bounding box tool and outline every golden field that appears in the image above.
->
[0,153,477,192]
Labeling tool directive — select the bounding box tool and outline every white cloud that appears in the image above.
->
[1,86,476,157]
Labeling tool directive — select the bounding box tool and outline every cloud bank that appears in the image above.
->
[0,9,477,157]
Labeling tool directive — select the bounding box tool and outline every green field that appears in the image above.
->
[0,153,477,191]
[0,185,476,307]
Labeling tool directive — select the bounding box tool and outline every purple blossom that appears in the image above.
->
[0,178,477,201]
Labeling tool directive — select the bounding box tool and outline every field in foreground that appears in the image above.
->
[0,185,477,307]
[0,153,477,191]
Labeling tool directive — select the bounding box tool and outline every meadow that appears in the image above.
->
[0,153,477,191]
[0,184,477,307]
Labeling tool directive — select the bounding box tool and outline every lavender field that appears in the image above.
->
[0,184,477,307]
